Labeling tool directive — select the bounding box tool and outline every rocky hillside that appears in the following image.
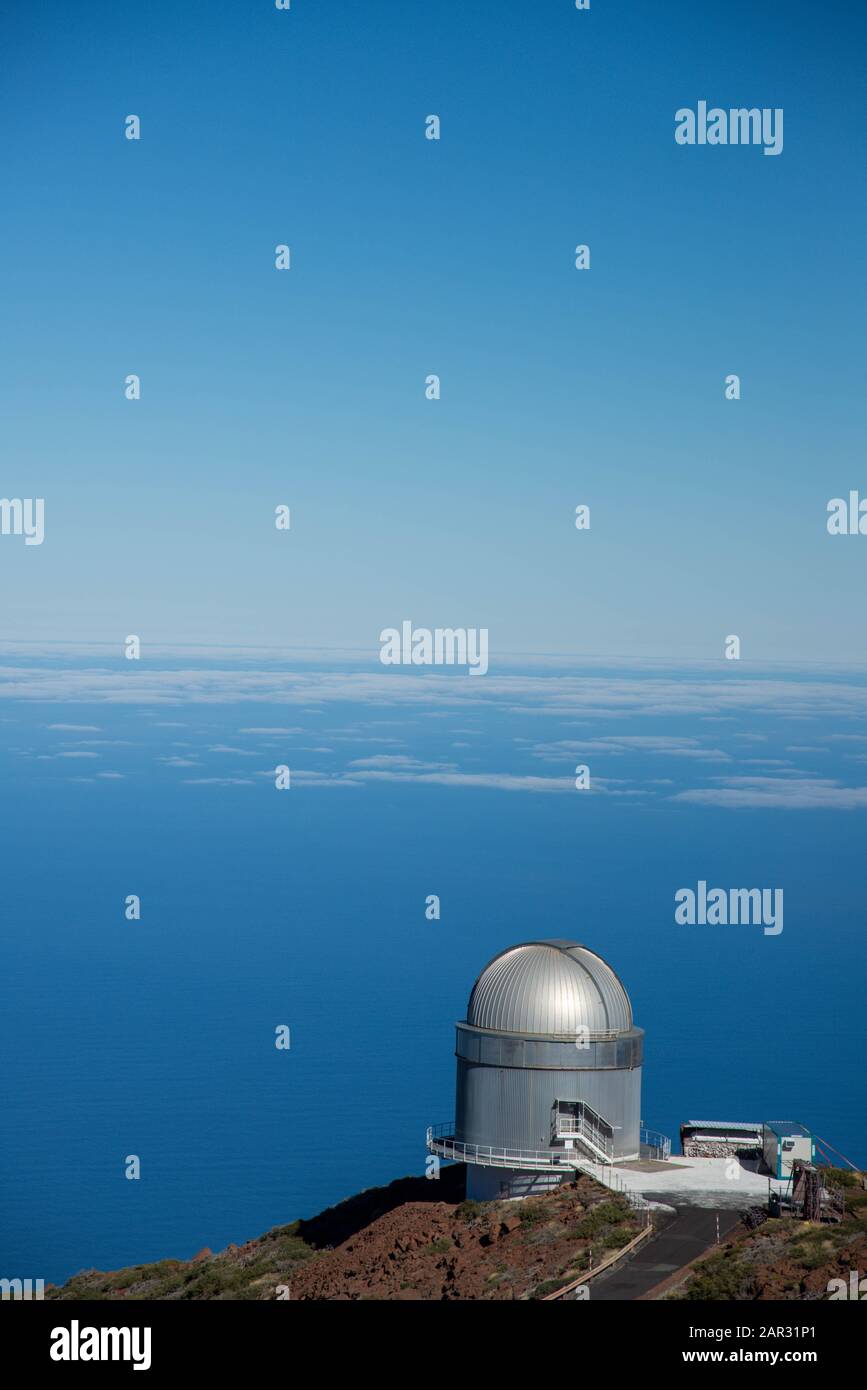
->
[47,1164,865,1301]
[46,1165,646,1301]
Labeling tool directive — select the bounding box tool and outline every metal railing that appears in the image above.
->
[541,1223,655,1299]
[594,1164,652,1220]
[551,1111,615,1161]
[425,1123,651,1223]
[427,1125,585,1172]
[639,1125,672,1161]
[462,1024,626,1043]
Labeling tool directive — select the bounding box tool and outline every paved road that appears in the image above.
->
[589,1205,743,1301]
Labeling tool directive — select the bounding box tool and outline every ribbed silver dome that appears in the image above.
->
[466,939,633,1038]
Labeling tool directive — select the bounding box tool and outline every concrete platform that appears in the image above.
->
[592,1155,784,1210]
[618,1159,675,1173]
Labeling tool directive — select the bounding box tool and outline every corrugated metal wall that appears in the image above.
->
[456,1058,642,1158]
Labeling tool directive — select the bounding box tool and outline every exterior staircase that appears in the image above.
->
[551,1099,616,1164]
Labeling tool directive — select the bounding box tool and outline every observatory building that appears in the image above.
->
[427,939,645,1200]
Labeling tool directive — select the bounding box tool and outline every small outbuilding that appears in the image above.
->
[762,1121,815,1179]
[679,1120,763,1158]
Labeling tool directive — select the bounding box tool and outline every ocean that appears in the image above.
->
[1,652,864,1284]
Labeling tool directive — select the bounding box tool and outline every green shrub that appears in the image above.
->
[601,1224,633,1250]
[530,1277,570,1299]
[423,1237,453,1256]
[518,1203,548,1226]
[825,1168,859,1189]
[455,1201,482,1222]
[180,1262,250,1299]
[682,1253,755,1301]
[567,1200,633,1240]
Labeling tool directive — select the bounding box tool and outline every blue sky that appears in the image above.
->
[2,0,865,660]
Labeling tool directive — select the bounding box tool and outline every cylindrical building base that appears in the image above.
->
[466,1164,571,1202]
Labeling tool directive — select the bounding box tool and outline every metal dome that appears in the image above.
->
[465,939,633,1038]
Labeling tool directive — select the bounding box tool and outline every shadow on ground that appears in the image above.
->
[297,1163,467,1249]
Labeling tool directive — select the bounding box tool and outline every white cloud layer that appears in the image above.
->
[673,777,867,809]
